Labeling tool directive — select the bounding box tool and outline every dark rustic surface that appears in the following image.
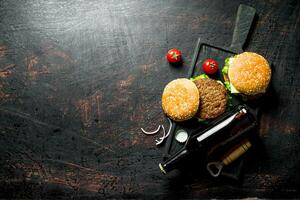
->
[0,0,300,199]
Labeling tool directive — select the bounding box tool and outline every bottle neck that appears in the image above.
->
[159,149,189,174]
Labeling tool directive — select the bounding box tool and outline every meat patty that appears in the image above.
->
[193,78,227,120]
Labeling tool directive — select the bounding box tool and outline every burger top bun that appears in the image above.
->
[228,52,271,95]
[162,78,199,122]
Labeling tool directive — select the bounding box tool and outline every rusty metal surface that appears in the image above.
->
[0,0,300,198]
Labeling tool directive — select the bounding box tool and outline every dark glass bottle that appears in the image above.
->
[159,105,256,174]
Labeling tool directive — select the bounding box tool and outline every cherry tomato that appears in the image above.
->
[202,59,218,74]
[166,48,182,63]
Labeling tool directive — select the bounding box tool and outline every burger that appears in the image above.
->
[222,52,271,96]
[162,76,228,122]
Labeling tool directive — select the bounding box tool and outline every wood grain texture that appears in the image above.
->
[0,0,300,198]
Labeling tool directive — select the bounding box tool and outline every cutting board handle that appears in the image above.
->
[230,4,256,52]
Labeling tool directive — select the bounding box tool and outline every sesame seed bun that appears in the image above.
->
[162,78,199,122]
[228,52,271,95]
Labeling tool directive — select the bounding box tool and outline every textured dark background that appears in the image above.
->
[0,0,299,198]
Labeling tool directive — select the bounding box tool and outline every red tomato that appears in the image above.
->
[202,59,218,74]
[166,48,182,63]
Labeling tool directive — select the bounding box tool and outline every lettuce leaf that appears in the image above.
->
[190,74,209,81]
[228,95,233,107]
[222,66,229,74]
[224,81,231,91]
[226,95,233,111]
[221,57,231,74]
[197,118,209,124]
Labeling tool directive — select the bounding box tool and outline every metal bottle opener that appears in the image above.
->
[207,139,252,177]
